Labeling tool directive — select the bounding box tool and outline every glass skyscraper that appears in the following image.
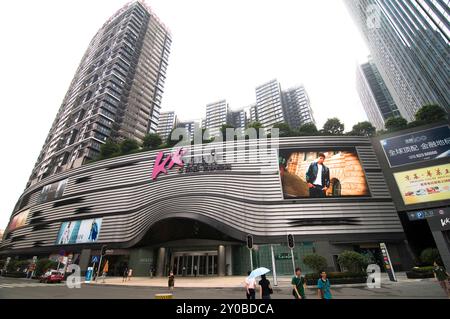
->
[345,0,449,121]
[356,58,400,130]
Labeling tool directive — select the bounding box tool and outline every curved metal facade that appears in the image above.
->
[1,137,405,255]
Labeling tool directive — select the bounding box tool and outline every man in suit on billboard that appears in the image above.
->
[306,152,330,198]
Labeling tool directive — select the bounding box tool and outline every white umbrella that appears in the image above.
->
[247,267,271,279]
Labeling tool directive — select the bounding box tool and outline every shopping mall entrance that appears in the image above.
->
[134,217,244,276]
[171,251,218,276]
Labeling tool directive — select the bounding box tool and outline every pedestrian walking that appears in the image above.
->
[168,271,175,291]
[122,266,128,282]
[127,268,133,281]
[258,274,273,299]
[194,265,198,277]
[317,270,332,299]
[149,266,154,279]
[245,271,256,299]
[101,271,107,283]
[292,267,306,299]
[433,261,450,298]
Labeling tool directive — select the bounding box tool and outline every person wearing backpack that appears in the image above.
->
[291,267,306,299]
[317,270,332,299]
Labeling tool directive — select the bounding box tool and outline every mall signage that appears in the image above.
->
[380,243,397,282]
[152,148,187,180]
[152,148,232,180]
[427,207,450,231]
[380,125,450,167]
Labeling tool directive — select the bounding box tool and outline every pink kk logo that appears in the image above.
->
[152,148,187,180]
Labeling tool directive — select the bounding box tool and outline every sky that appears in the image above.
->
[0,0,370,230]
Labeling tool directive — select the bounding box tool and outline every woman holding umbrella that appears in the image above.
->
[246,267,271,299]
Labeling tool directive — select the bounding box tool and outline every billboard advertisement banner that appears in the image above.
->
[8,209,29,231]
[380,125,450,167]
[394,163,450,206]
[279,149,370,199]
[56,218,102,245]
[37,179,68,204]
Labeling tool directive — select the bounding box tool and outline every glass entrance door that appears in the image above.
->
[171,251,218,276]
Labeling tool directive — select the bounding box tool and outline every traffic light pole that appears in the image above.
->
[290,248,296,275]
[249,248,253,271]
[270,245,278,286]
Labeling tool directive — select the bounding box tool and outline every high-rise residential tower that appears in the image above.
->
[356,59,400,130]
[204,100,230,137]
[345,0,450,121]
[176,120,201,141]
[28,1,171,185]
[282,86,315,130]
[156,111,177,142]
[229,109,248,136]
[248,104,258,124]
[255,79,285,129]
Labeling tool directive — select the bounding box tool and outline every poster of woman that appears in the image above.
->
[56,218,102,245]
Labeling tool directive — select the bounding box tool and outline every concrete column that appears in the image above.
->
[431,230,450,272]
[156,247,166,277]
[218,245,226,276]
[225,246,233,276]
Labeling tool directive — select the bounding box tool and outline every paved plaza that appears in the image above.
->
[1,273,448,299]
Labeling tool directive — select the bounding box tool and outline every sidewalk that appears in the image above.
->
[91,272,431,289]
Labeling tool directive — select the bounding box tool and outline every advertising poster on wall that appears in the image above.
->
[56,218,102,245]
[279,149,370,199]
[8,209,29,231]
[394,163,450,206]
[37,179,68,204]
[380,125,450,168]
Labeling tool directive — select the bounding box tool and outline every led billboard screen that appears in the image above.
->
[279,149,370,199]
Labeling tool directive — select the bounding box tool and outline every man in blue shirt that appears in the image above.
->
[317,271,332,299]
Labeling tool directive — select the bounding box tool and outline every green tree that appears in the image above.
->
[198,128,215,144]
[119,138,140,155]
[246,122,264,139]
[385,116,408,132]
[142,133,162,150]
[35,259,58,276]
[322,118,345,136]
[349,121,376,137]
[272,122,293,137]
[297,123,319,136]
[420,248,442,266]
[414,104,447,124]
[6,260,29,273]
[303,254,328,273]
[99,140,120,159]
[165,128,185,147]
[337,251,369,272]
[219,124,237,141]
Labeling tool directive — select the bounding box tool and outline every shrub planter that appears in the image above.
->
[406,266,435,279]
[305,272,367,286]
[5,272,27,278]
